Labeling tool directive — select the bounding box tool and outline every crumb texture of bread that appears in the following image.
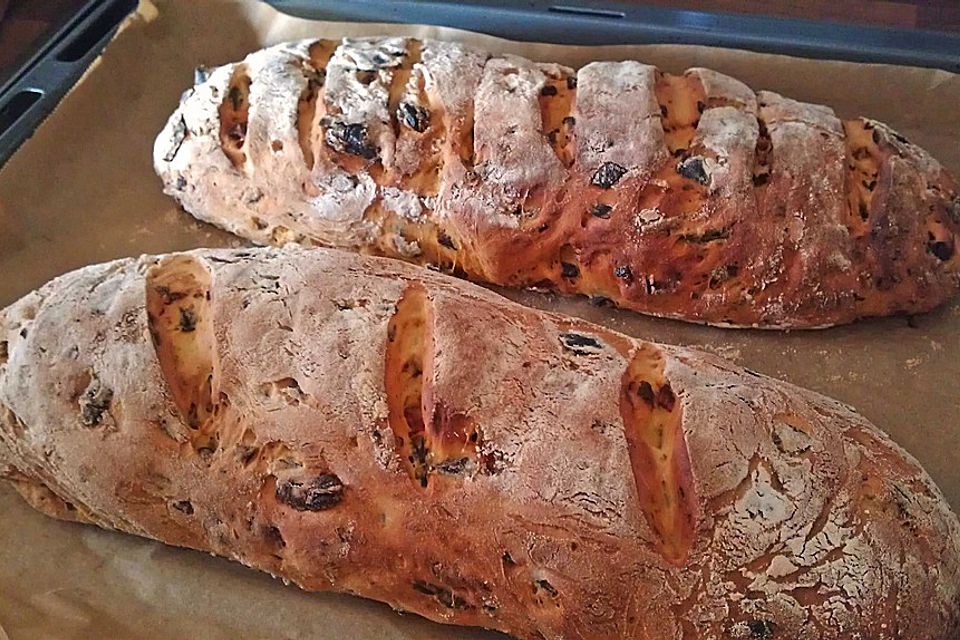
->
[154,38,960,328]
[2,246,959,639]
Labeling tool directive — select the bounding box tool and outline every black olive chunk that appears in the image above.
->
[929,240,954,261]
[323,120,379,159]
[746,619,776,640]
[194,66,211,85]
[437,232,457,250]
[682,227,729,243]
[397,102,430,133]
[591,162,628,188]
[163,116,188,163]
[276,474,344,511]
[560,262,580,278]
[172,500,194,515]
[534,579,558,597]
[412,580,470,610]
[559,332,604,355]
[80,380,113,427]
[677,156,709,185]
[435,457,470,475]
[591,203,612,219]
[657,384,676,411]
[637,381,655,407]
[178,308,198,332]
[614,265,633,281]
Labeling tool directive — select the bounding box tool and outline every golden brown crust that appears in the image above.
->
[2,247,958,639]
[154,38,960,328]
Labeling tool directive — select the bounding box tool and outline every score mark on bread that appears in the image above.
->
[295,39,336,172]
[385,283,481,487]
[219,65,251,170]
[146,255,221,455]
[620,344,697,564]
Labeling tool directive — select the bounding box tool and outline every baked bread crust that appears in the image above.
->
[154,38,960,328]
[2,246,958,639]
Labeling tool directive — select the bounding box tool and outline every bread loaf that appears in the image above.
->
[154,38,960,329]
[1,246,957,639]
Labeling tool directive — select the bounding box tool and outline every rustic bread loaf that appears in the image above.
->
[154,38,960,329]
[1,246,958,639]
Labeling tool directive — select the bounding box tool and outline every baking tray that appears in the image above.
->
[0,1,958,638]
[266,0,960,71]
[0,0,137,167]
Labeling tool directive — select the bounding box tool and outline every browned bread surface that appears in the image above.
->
[154,38,960,328]
[1,246,958,639]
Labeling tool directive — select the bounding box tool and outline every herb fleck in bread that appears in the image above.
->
[155,38,960,328]
[2,247,958,639]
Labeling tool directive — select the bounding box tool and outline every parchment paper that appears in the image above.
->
[0,1,958,638]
